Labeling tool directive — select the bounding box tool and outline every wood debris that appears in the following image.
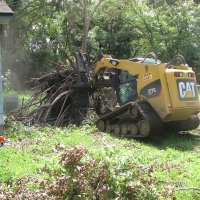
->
[11,52,112,127]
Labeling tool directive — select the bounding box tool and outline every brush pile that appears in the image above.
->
[11,53,112,127]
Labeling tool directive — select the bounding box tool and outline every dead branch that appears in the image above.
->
[62,50,76,70]
[10,58,112,127]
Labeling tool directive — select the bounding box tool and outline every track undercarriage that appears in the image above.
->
[96,101,163,137]
[164,115,199,132]
[96,101,200,138]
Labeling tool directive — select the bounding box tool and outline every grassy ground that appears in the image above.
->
[0,120,200,199]
[1,90,200,199]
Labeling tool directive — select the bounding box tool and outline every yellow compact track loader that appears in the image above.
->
[70,52,200,137]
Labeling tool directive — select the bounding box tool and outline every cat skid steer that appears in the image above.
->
[70,51,200,137]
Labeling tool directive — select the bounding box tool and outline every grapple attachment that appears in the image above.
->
[70,52,114,88]
[70,52,92,87]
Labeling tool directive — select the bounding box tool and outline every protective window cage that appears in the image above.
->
[117,70,138,105]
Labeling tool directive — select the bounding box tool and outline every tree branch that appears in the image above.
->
[78,0,84,8]
[89,0,104,20]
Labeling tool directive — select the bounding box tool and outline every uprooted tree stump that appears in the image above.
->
[10,56,113,127]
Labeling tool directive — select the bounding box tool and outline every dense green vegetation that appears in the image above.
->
[1,122,200,199]
[1,1,200,198]
[2,0,200,90]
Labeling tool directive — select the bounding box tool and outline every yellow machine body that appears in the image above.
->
[93,57,200,123]
[71,52,200,136]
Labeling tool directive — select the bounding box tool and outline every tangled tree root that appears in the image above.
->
[11,62,112,127]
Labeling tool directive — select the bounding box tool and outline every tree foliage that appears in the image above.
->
[2,0,200,88]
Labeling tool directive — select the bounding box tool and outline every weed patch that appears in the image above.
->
[1,122,200,199]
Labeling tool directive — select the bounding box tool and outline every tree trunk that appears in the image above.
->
[81,0,104,52]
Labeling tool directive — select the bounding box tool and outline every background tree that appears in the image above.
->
[2,0,66,89]
[2,0,200,89]
[80,0,104,52]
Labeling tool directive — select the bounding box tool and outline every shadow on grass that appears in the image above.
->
[135,131,200,151]
[107,130,200,151]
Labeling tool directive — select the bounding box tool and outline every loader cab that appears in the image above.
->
[114,69,138,106]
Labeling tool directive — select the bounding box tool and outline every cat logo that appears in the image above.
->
[177,80,197,101]
[109,60,119,67]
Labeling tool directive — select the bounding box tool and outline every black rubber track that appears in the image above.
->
[164,115,199,131]
[96,101,163,137]
[97,102,133,121]
[135,101,163,136]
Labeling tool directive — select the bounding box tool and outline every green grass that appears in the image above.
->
[1,121,200,199]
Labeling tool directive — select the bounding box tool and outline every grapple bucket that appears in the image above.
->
[70,52,92,87]
[70,52,114,88]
